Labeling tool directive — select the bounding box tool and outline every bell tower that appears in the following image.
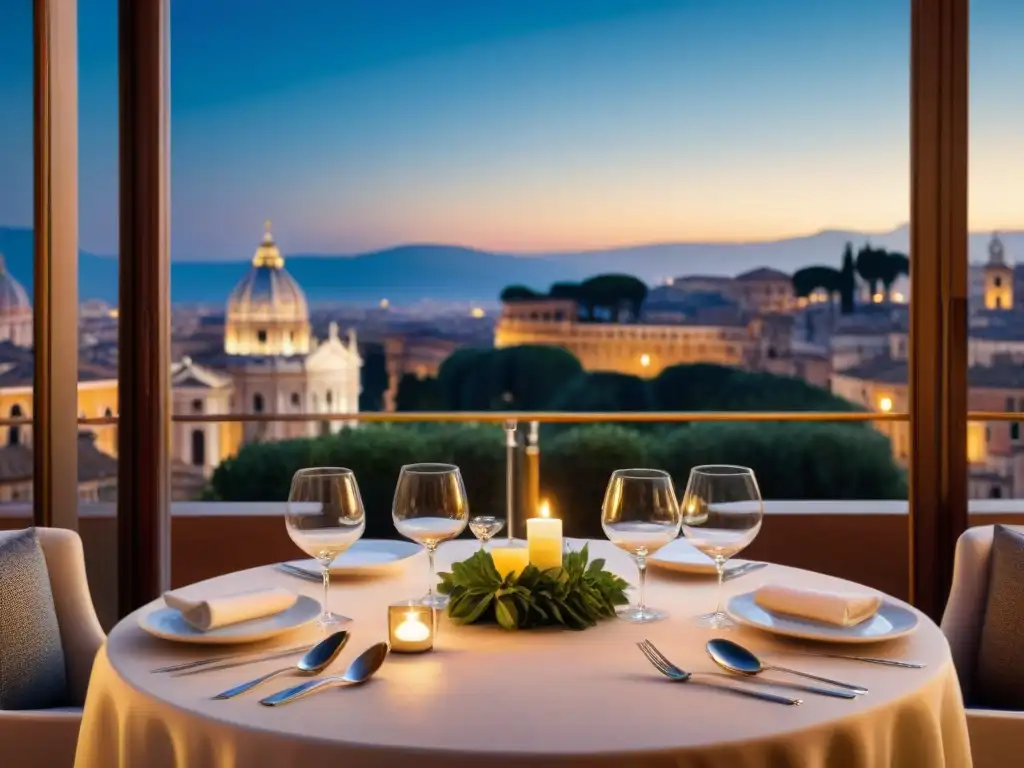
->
[984,232,1014,311]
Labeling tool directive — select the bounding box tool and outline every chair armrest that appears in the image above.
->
[36,528,106,707]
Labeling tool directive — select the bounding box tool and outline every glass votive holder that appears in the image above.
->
[388,601,435,653]
[489,540,530,579]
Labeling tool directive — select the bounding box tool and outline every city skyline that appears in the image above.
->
[0,1,1023,260]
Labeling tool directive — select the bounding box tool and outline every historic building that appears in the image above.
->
[0,223,363,500]
[983,233,1014,311]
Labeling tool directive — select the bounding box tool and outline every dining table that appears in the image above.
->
[74,539,973,768]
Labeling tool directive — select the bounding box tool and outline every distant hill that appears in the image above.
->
[0,224,1013,305]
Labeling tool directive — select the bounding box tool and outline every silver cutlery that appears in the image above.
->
[706,638,868,694]
[152,643,314,674]
[275,563,321,582]
[723,562,768,582]
[783,651,926,669]
[637,640,802,706]
[260,641,389,706]
[212,631,349,700]
[700,669,856,699]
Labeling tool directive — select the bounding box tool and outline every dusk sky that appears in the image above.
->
[0,0,1021,260]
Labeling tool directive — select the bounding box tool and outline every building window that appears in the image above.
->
[191,429,205,466]
[290,392,301,407]
[995,276,1002,287]
[257,329,268,343]
[326,390,334,408]
[253,393,264,413]
[990,486,1003,499]
[8,404,22,446]
[1012,423,1019,442]
[104,407,113,418]
[1007,397,1015,412]
[191,398,203,414]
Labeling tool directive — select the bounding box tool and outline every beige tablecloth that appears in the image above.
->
[75,540,972,768]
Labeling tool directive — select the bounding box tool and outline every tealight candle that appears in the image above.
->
[388,602,435,653]
[489,541,530,578]
[527,500,563,571]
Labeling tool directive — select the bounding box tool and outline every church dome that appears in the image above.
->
[0,255,33,348]
[227,224,308,323]
[224,223,312,356]
[0,255,31,319]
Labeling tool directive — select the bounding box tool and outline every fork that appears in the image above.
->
[637,641,801,705]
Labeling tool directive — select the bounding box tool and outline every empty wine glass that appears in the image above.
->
[393,463,469,608]
[285,467,366,631]
[469,516,505,548]
[681,465,764,629]
[602,469,681,623]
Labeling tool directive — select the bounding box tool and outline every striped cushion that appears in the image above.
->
[973,524,1024,710]
[0,528,68,709]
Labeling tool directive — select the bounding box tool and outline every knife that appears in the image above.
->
[723,562,768,582]
[162,645,314,677]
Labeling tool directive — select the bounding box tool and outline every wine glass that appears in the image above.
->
[285,467,366,631]
[681,465,764,629]
[469,516,505,549]
[601,468,681,623]
[393,463,469,608]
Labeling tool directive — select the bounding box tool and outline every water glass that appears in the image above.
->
[285,467,366,630]
[393,463,469,608]
[601,468,681,623]
[681,465,763,629]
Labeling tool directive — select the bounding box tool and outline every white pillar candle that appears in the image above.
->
[527,500,563,571]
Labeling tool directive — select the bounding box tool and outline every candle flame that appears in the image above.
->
[539,500,552,518]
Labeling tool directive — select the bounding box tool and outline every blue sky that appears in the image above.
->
[0,0,1020,260]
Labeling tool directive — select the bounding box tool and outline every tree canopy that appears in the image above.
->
[499,273,649,322]
[792,265,841,298]
[437,345,583,410]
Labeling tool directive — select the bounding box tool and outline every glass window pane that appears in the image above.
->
[167,2,910,597]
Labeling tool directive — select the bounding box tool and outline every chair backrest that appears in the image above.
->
[33,528,106,707]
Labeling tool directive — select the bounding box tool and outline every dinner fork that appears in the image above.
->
[637,641,802,705]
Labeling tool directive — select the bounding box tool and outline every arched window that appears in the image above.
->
[253,393,264,413]
[191,398,203,414]
[8,404,22,445]
[290,392,301,407]
[325,390,334,408]
[191,429,205,466]
[104,407,113,418]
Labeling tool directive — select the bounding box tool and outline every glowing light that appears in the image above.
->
[640,353,651,368]
[395,612,430,643]
[538,499,552,518]
[879,396,893,413]
[872,293,884,303]
[892,292,906,303]
[380,298,390,309]
[470,307,485,318]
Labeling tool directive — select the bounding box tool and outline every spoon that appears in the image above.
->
[706,638,868,695]
[212,630,349,700]
[259,641,389,706]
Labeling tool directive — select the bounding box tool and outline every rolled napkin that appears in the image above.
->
[754,584,882,627]
[163,587,298,632]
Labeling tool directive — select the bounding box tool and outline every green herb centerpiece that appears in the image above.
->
[437,545,630,630]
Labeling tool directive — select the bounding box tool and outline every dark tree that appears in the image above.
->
[438,345,582,410]
[840,242,856,314]
[879,251,909,297]
[792,265,841,298]
[394,374,444,411]
[499,285,540,302]
[578,274,648,321]
[436,348,491,409]
[855,244,887,297]
[546,371,655,412]
[358,343,389,411]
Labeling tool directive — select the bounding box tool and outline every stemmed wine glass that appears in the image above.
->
[285,467,366,631]
[601,469,682,623]
[393,463,469,608]
[681,465,764,629]
[469,516,505,549]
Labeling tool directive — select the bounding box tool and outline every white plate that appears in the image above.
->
[139,595,321,645]
[648,539,747,575]
[726,591,919,644]
[287,539,422,577]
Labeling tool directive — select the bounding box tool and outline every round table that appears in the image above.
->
[74,540,972,768]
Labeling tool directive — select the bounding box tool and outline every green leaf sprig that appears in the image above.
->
[437,545,630,630]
